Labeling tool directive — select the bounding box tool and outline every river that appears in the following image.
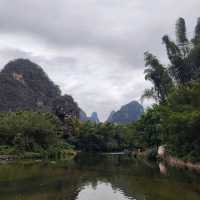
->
[0,153,199,200]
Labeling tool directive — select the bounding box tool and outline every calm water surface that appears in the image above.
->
[0,153,200,200]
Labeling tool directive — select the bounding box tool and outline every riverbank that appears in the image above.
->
[162,155,200,173]
[157,145,200,173]
[0,155,17,161]
[0,149,77,162]
[130,146,200,173]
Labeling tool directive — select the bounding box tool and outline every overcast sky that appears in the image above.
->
[0,0,199,121]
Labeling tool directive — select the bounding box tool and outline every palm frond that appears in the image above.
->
[140,88,157,103]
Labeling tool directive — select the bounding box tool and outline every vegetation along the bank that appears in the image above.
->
[0,112,75,159]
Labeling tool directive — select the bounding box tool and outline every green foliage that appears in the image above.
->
[0,145,16,155]
[0,111,140,155]
[162,18,200,84]
[161,82,200,162]
[135,106,162,148]
[139,82,200,162]
[0,112,62,154]
[65,120,138,152]
[143,52,172,102]
[141,88,157,102]
[167,81,200,111]
[163,111,200,162]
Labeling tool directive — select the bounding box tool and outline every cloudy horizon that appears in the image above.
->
[0,0,200,121]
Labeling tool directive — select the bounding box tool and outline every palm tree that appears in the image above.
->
[142,52,172,103]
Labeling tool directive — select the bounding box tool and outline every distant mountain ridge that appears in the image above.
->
[79,109,89,121]
[107,111,116,122]
[89,112,100,123]
[79,110,100,123]
[107,101,144,124]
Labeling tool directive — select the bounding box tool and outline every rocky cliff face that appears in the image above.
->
[0,59,79,118]
[107,101,144,124]
[107,111,116,123]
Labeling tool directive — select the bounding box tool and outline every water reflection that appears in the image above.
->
[159,162,168,175]
[76,182,134,200]
[0,154,199,200]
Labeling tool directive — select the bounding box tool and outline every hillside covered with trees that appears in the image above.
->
[0,59,79,117]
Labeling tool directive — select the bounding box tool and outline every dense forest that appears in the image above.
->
[0,17,200,163]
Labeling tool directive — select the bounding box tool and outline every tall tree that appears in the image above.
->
[142,17,200,103]
[162,35,191,84]
[143,52,172,102]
